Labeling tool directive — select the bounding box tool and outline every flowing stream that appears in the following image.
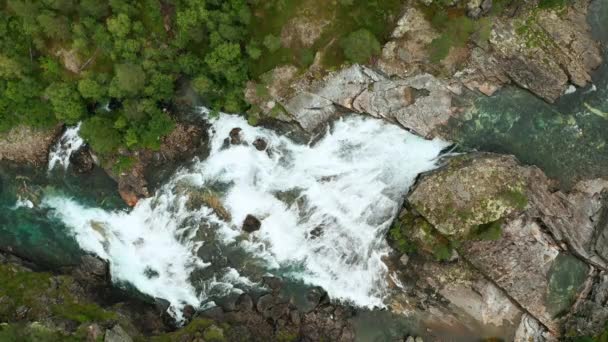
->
[47,123,85,172]
[36,114,448,319]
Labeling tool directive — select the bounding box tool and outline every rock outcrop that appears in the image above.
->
[263,64,456,137]
[107,123,205,206]
[0,125,62,167]
[394,153,608,338]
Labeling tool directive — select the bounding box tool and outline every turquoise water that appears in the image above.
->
[445,1,608,189]
[0,163,123,268]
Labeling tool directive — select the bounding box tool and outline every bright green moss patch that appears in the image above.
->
[112,155,137,174]
[0,263,115,325]
[52,302,117,324]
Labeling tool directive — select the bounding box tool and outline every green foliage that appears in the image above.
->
[539,0,568,9]
[81,116,122,154]
[472,219,503,241]
[1,0,255,154]
[263,34,282,52]
[340,29,381,64]
[388,223,418,254]
[113,155,136,174]
[44,82,86,124]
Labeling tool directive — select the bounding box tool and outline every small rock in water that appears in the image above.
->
[242,214,261,232]
[253,138,268,151]
[229,127,243,145]
[182,305,196,321]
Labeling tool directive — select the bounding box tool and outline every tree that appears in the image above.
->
[107,13,131,38]
[81,116,123,154]
[340,29,381,64]
[78,78,106,101]
[44,82,86,124]
[113,63,146,96]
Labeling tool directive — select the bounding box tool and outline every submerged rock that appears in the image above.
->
[242,215,262,233]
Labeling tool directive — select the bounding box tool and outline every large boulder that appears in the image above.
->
[403,152,608,337]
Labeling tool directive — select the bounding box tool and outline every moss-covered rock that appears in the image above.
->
[409,153,528,240]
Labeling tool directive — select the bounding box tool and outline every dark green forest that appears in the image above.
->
[0,0,258,154]
[0,0,402,156]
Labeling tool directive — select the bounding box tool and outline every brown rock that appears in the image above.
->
[242,215,261,233]
[253,138,268,151]
[229,128,243,145]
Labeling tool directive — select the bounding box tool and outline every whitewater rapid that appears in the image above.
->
[48,123,85,172]
[42,113,448,318]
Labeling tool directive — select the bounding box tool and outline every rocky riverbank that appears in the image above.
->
[0,249,359,342]
[387,152,608,340]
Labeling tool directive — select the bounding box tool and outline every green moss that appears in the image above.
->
[151,318,214,341]
[203,325,226,341]
[0,323,80,342]
[112,155,136,174]
[0,263,115,325]
[52,302,116,324]
[388,216,419,254]
[276,330,299,342]
[432,243,453,261]
[501,188,528,209]
[471,218,503,241]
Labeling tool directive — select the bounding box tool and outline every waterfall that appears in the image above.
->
[41,113,449,319]
[48,123,85,172]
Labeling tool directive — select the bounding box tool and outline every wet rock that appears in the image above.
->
[253,138,268,151]
[182,305,196,321]
[235,293,254,311]
[242,214,261,233]
[69,145,95,173]
[154,298,170,314]
[73,255,109,283]
[262,276,283,292]
[229,127,243,145]
[104,324,132,342]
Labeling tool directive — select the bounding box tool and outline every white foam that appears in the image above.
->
[11,197,34,209]
[48,123,85,172]
[43,113,448,316]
